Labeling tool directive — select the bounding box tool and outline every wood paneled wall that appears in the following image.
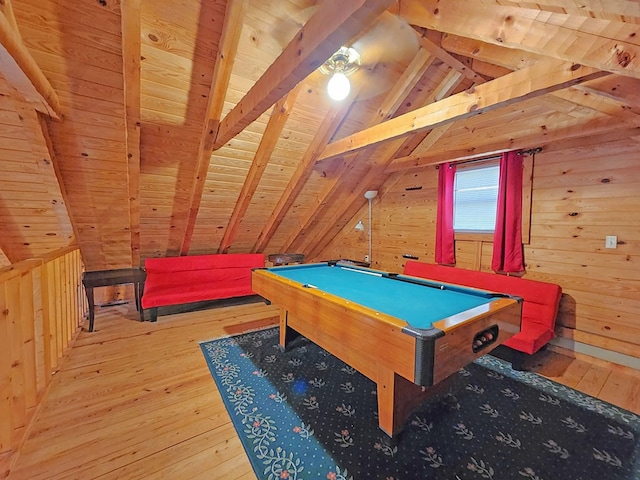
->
[0,247,85,462]
[318,133,640,361]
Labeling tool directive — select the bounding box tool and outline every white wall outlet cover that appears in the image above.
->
[605,236,617,249]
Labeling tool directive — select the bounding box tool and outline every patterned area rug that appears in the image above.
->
[200,327,639,480]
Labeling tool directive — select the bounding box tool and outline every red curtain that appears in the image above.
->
[492,151,525,273]
[435,162,456,265]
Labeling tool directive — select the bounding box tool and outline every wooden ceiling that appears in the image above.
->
[1,0,639,270]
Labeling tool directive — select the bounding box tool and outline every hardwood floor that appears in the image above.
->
[5,301,639,479]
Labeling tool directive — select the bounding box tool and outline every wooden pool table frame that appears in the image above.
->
[252,265,522,437]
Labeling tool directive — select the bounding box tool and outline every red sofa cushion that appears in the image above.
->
[145,253,264,273]
[505,322,556,355]
[403,261,562,354]
[142,254,264,309]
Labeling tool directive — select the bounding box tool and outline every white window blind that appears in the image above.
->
[453,165,499,232]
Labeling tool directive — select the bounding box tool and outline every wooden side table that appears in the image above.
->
[82,268,146,332]
[267,253,305,266]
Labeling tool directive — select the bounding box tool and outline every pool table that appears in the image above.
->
[252,261,522,437]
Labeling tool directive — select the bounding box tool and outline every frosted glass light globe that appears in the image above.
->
[327,73,350,101]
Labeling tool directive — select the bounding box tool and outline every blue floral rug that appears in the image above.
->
[200,327,639,480]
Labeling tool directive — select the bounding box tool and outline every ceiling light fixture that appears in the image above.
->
[320,47,361,101]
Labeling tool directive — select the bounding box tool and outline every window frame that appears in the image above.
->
[453,159,500,236]
[453,155,533,245]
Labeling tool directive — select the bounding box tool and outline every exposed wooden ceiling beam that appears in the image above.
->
[580,76,640,108]
[0,2,61,117]
[288,50,440,254]
[303,66,473,259]
[440,31,546,74]
[440,31,640,119]
[416,35,485,85]
[386,116,624,173]
[374,47,435,122]
[218,85,301,254]
[252,95,356,254]
[396,48,488,157]
[410,124,454,158]
[556,88,640,126]
[441,32,640,129]
[316,59,609,163]
[305,84,621,256]
[438,33,640,127]
[406,70,472,158]
[181,0,248,255]
[399,0,640,79]
[206,0,248,129]
[504,0,640,20]
[121,0,141,267]
[212,0,395,150]
[301,137,407,259]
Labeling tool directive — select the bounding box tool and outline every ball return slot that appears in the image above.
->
[472,325,499,353]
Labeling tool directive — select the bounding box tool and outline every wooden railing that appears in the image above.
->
[0,246,85,464]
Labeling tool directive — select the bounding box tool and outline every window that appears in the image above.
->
[453,163,499,233]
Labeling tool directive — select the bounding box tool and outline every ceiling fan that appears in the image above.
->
[272,7,420,101]
[319,46,361,100]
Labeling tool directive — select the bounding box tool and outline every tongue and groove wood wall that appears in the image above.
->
[0,76,73,269]
[317,132,640,361]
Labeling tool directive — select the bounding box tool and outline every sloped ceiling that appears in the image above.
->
[1,0,639,270]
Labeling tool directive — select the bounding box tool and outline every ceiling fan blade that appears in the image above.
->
[350,11,419,67]
[269,6,420,100]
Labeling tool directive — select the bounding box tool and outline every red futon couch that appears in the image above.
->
[403,261,562,356]
[142,253,264,322]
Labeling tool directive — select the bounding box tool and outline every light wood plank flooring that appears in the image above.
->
[5,301,639,479]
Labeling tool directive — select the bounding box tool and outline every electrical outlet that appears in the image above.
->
[605,236,617,249]
[364,255,370,263]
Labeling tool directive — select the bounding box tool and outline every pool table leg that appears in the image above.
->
[279,310,288,347]
[376,368,457,437]
[376,369,421,437]
[278,309,302,350]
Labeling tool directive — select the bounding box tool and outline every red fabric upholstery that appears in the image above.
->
[436,163,456,265]
[492,151,525,273]
[403,261,562,355]
[142,254,264,309]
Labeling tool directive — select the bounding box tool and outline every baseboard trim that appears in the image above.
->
[549,337,640,370]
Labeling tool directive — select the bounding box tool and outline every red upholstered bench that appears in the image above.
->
[403,261,562,356]
[142,253,264,322]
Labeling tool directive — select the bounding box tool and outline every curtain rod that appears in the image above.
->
[435,147,542,169]
[518,147,543,156]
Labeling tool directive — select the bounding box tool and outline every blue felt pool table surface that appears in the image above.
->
[266,263,496,330]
